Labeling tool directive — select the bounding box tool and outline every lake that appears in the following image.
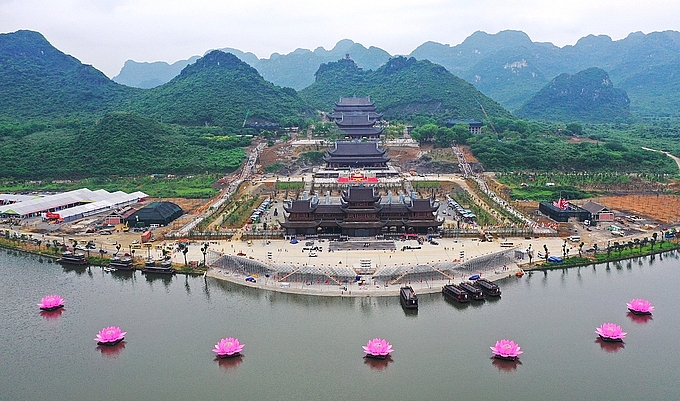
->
[1,249,679,400]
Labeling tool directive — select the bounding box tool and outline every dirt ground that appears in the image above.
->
[589,195,680,225]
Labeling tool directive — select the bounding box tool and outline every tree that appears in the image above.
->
[410,124,438,144]
[543,244,549,262]
[527,244,533,264]
[201,243,209,267]
[183,246,189,266]
[578,241,584,258]
[651,232,658,250]
[566,122,583,136]
[593,243,598,256]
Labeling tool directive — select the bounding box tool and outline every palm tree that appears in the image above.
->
[543,244,549,262]
[183,247,189,266]
[201,243,209,267]
[593,243,598,256]
[578,241,584,258]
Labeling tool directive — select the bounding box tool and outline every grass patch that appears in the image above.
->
[412,181,441,189]
[0,174,220,199]
[275,181,304,190]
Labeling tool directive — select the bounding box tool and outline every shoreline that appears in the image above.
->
[206,266,522,297]
[3,235,679,297]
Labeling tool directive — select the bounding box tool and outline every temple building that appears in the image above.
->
[315,96,399,180]
[281,186,443,237]
[327,96,382,122]
[327,97,383,140]
[323,142,390,170]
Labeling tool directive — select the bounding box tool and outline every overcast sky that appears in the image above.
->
[2,0,678,78]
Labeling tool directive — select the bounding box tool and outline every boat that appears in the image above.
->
[459,281,485,301]
[598,335,624,343]
[399,286,418,309]
[628,309,652,316]
[468,274,480,280]
[516,269,525,277]
[108,256,134,271]
[57,251,88,266]
[442,284,470,303]
[142,258,175,274]
[474,278,501,297]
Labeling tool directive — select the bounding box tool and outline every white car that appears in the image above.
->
[309,251,318,257]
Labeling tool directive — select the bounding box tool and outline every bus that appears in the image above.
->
[499,241,514,248]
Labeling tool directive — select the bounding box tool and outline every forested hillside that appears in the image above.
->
[300,56,511,122]
[516,68,631,123]
[0,30,135,119]
[126,51,311,130]
[0,112,248,180]
[467,119,676,174]
[411,30,680,116]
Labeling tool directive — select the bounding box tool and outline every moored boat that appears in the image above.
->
[442,284,470,303]
[108,256,134,271]
[58,251,87,266]
[459,281,485,301]
[474,278,501,297]
[142,258,175,274]
[399,286,418,309]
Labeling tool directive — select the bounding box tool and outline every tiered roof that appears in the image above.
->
[327,96,383,139]
[323,142,390,167]
[281,185,443,236]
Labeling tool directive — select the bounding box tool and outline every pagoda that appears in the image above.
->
[323,142,390,170]
[327,97,383,140]
[281,186,443,237]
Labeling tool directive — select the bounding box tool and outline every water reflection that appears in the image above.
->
[97,341,126,358]
[62,265,88,275]
[40,308,64,319]
[216,355,243,370]
[491,357,522,372]
[110,270,136,282]
[443,297,469,310]
[364,355,393,370]
[595,338,625,353]
[402,308,418,318]
[143,273,174,287]
[627,311,653,324]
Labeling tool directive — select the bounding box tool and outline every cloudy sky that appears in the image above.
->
[2,0,678,78]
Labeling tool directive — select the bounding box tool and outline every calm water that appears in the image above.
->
[2,249,680,401]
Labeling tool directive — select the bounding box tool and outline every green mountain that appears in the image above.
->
[299,56,512,122]
[515,68,631,123]
[126,50,310,130]
[112,56,200,88]
[0,112,249,180]
[254,40,392,90]
[0,30,135,119]
[115,39,393,91]
[410,30,680,116]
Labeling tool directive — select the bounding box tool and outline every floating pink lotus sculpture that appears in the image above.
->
[363,338,394,359]
[490,339,523,361]
[38,295,64,311]
[596,323,626,342]
[95,326,127,346]
[627,298,654,315]
[213,337,245,358]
